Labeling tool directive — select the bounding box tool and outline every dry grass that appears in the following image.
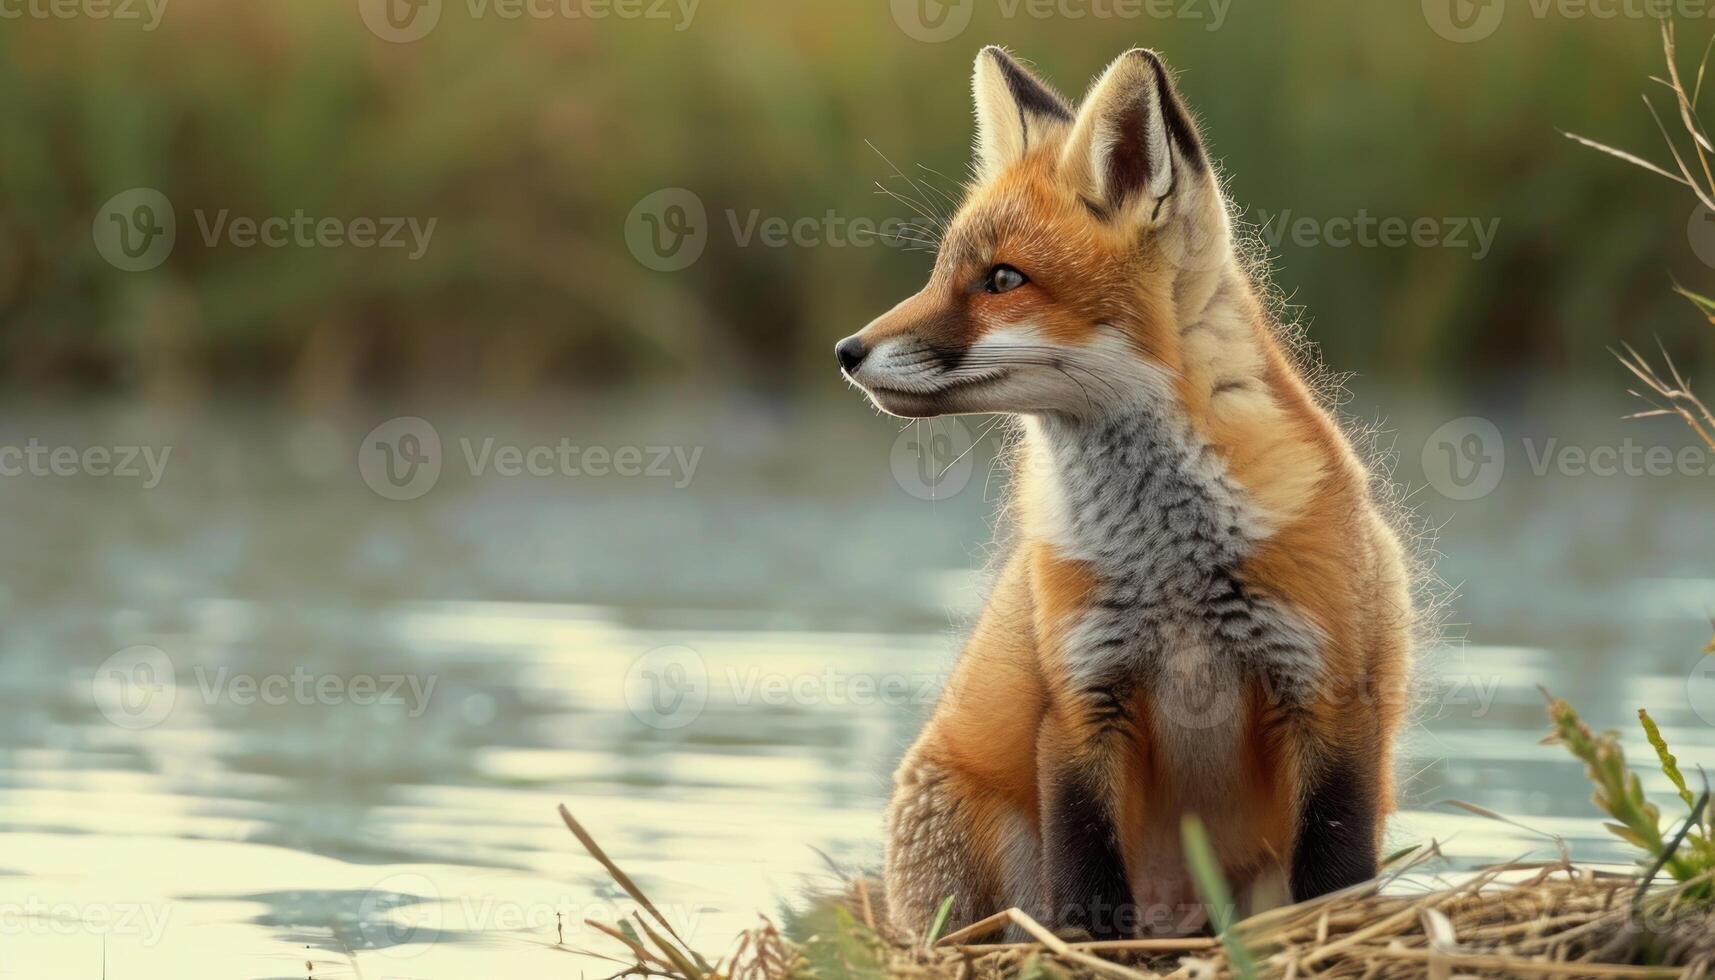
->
[552,691,1715,979]
[1210,851,1715,980]
[1615,333,1715,455]
[548,618,1713,980]
[1564,20,1715,456]
[556,803,1715,980]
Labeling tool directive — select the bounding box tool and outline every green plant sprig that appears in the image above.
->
[1544,693,1714,903]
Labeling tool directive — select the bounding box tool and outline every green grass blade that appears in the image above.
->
[1639,708,1697,810]
[1381,843,1423,869]
[1181,814,1259,980]
[1635,791,1711,904]
[1672,279,1715,322]
[924,894,954,946]
[1015,951,1069,980]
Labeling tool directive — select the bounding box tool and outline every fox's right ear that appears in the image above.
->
[971,46,1073,183]
[1059,49,1210,225]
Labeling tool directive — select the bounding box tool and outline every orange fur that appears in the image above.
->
[864,47,1415,940]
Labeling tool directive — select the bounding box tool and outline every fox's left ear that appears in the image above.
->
[1060,49,1210,224]
[971,46,1074,183]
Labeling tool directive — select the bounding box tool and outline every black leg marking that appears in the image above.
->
[1290,753,1378,902]
[1041,764,1134,940]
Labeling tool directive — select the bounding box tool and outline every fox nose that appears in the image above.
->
[835,337,868,374]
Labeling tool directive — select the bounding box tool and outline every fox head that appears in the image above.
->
[837,47,1239,419]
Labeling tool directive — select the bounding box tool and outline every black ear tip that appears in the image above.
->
[983,47,1073,123]
[1117,47,1171,82]
[1128,48,1207,173]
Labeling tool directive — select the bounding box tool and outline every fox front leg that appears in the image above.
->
[1290,747,1380,901]
[1036,696,1139,940]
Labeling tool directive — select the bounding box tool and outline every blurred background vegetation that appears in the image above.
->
[3,12,1714,974]
[1,0,1710,406]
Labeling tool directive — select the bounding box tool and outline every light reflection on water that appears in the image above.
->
[0,395,1710,977]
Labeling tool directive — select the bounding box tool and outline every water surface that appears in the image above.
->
[0,393,1710,977]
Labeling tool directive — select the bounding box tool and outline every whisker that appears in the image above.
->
[935,413,1005,481]
[883,234,940,249]
[867,140,950,238]
[872,182,942,231]
[914,163,968,212]
[952,351,1131,407]
[1054,364,1098,415]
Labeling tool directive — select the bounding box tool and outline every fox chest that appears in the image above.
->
[1031,415,1324,755]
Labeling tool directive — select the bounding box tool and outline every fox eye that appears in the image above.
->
[983,264,1028,294]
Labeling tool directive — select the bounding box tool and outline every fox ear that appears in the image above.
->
[1061,49,1208,221]
[972,46,1073,183]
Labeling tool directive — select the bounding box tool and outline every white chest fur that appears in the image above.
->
[1021,402,1325,748]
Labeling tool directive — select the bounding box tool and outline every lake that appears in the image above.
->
[0,388,1710,978]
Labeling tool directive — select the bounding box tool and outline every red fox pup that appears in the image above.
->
[835,47,1415,940]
